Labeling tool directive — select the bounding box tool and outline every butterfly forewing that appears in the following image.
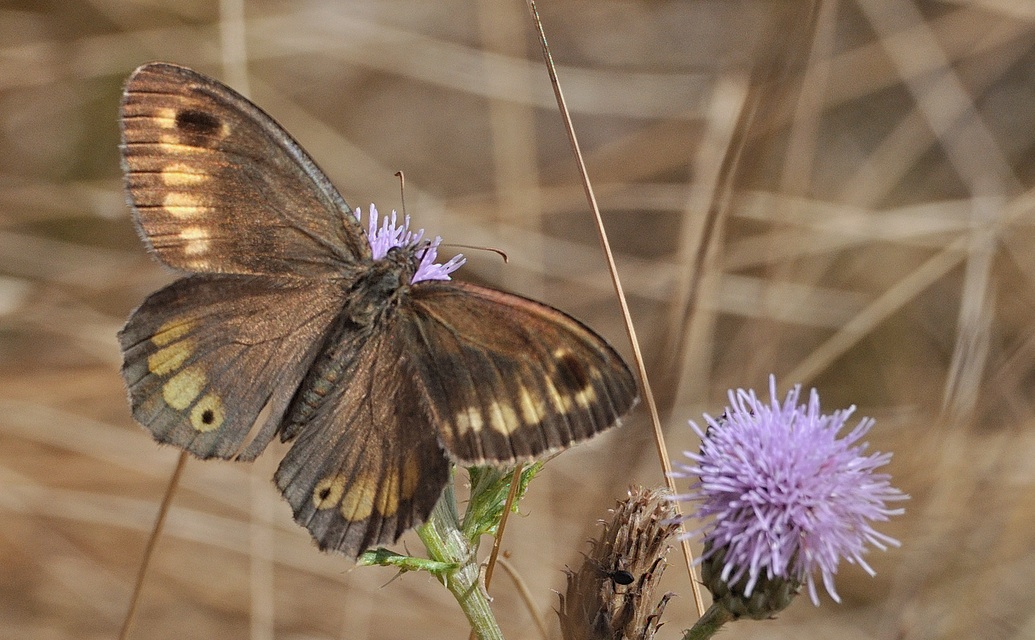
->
[120,62,369,276]
[402,281,638,465]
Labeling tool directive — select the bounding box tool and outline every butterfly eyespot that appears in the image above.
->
[312,474,348,509]
[175,108,221,135]
[189,393,224,432]
[554,350,592,392]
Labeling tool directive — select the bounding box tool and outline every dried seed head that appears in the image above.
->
[558,486,678,640]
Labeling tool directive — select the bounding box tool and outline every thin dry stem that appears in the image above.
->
[496,557,551,640]
[524,0,704,617]
[118,450,188,640]
[482,464,523,592]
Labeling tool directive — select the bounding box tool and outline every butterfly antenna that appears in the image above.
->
[525,0,705,616]
[394,171,407,216]
[440,243,509,264]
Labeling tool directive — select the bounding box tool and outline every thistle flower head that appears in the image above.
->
[672,376,907,615]
[354,204,466,283]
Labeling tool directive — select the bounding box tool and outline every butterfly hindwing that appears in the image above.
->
[401,281,639,465]
[120,62,370,276]
[119,274,346,460]
[273,325,450,557]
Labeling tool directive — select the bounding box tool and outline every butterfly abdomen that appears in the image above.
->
[279,315,375,443]
[279,254,415,442]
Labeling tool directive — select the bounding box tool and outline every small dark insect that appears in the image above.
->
[590,557,636,587]
[608,569,635,586]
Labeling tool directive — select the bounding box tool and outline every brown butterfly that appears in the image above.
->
[118,62,638,558]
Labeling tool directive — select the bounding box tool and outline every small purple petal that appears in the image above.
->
[413,236,467,283]
[354,204,466,283]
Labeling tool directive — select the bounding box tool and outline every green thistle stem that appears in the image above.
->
[680,603,734,640]
[417,480,504,640]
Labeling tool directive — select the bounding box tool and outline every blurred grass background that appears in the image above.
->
[1,0,1034,638]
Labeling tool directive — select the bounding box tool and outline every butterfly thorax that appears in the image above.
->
[344,246,418,327]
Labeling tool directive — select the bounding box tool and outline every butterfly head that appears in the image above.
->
[343,205,466,326]
[355,204,466,284]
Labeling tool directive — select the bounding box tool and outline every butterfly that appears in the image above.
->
[118,62,639,558]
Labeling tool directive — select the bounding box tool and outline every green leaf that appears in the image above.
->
[357,548,458,575]
[461,463,542,541]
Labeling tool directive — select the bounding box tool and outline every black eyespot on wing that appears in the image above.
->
[555,351,591,392]
[176,108,221,135]
[172,108,225,149]
[200,409,215,425]
[120,62,371,275]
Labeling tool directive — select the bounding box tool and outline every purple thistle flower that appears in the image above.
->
[672,376,906,614]
[354,204,466,283]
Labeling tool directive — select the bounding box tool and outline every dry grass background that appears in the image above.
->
[1,0,1034,638]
